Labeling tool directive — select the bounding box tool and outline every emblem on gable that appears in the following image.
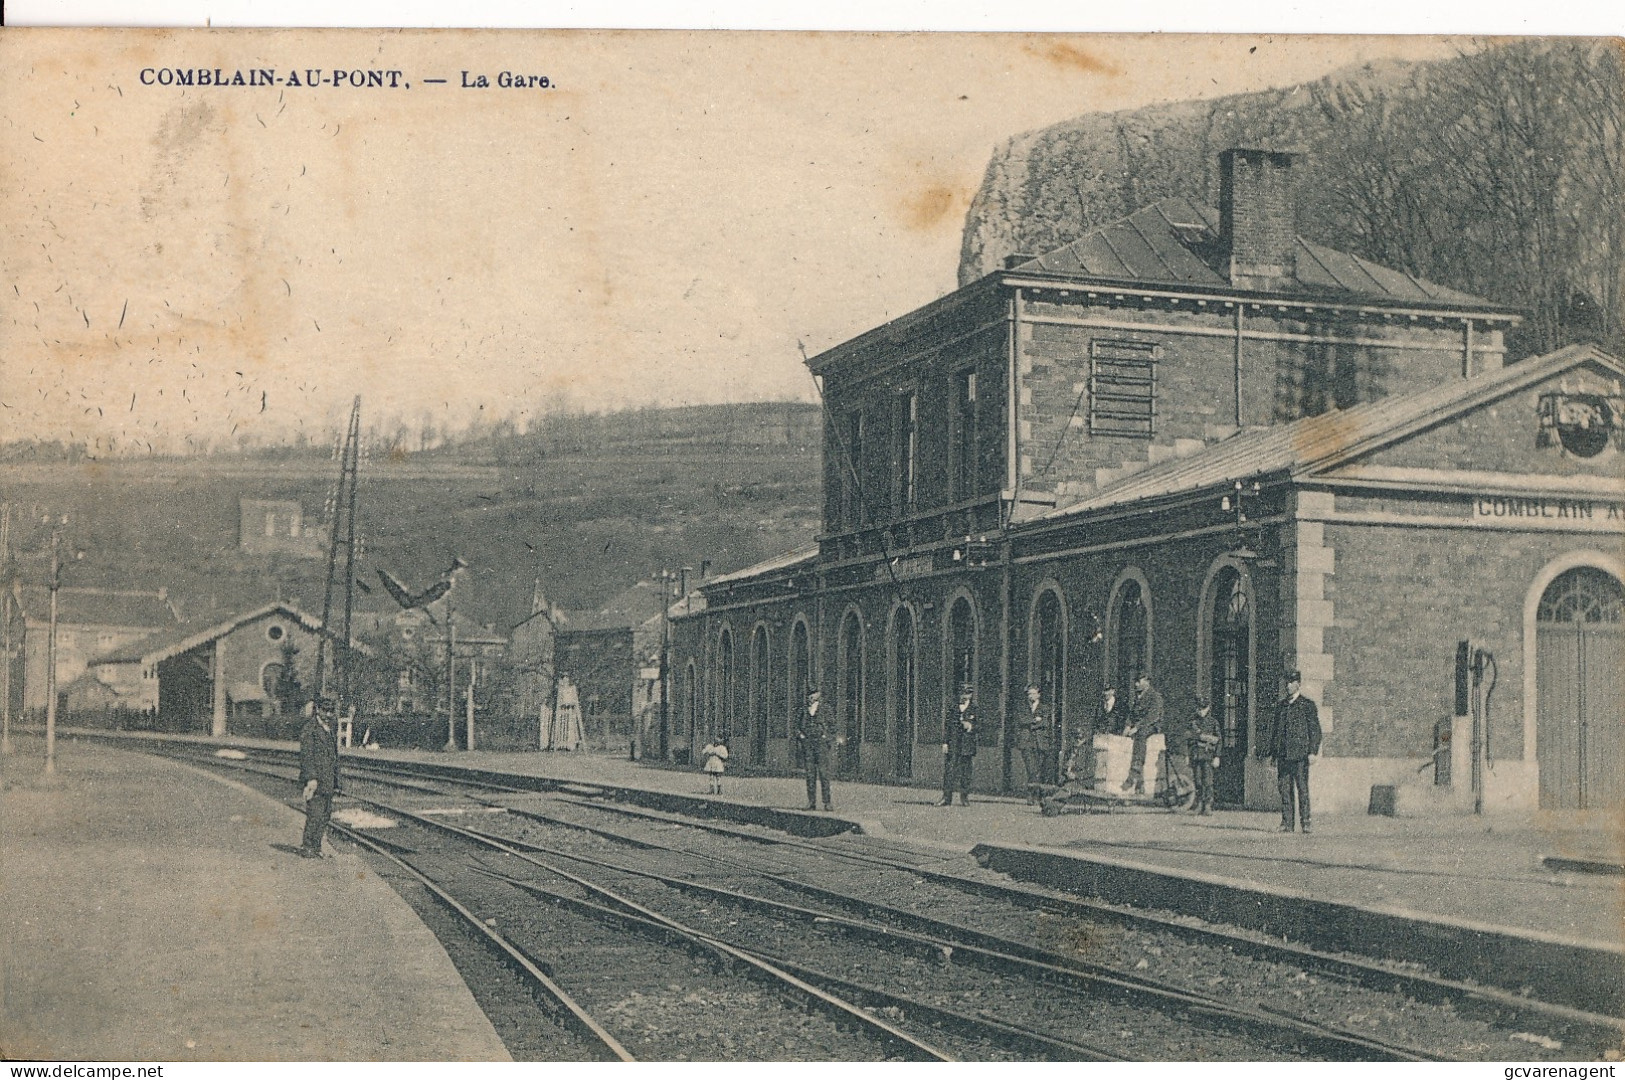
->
[1538,391,1622,459]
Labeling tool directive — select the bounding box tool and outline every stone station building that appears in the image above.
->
[669,149,1623,814]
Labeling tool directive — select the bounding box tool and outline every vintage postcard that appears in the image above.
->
[1,28,1621,1066]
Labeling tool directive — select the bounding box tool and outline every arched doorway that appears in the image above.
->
[1031,588,1065,783]
[1107,573,1151,695]
[789,619,810,769]
[838,611,863,776]
[890,607,917,779]
[750,625,770,764]
[1537,566,1624,809]
[947,595,977,697]
[1205,565,1254,806]
[683,660,698,763]
[715,628,735,741]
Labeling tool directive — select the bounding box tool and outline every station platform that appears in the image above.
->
[0,735,510,1062]
[45,729,1625,1024]
[358,742,1624,949]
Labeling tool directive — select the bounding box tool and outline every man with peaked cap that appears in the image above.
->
[297,698,342,857]
[1263,670,1322,833]
[938,684,978,806]
[796,688,843,811]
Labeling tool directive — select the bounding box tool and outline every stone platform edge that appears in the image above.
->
[64,729,863,840]
[971,841,1625,1016]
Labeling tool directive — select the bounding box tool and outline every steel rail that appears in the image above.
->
[465,797,1446,1060]
[363,803,958,1061]
[138,743,1624,1052]
[473,863,1128,1062]
[540,792,1625,1050]
[327,821,636,1061]
[440,813,1437,1063]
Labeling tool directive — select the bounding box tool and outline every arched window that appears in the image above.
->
[1204,564,1253,806]
[789,619,811,763]
[715,627,735,740]
[890,606,917,779]
[839,611,864,772]
[1539,567,1625,624]
[1108,573,1151,694]
[683,660,698,758]
[1031,588,1066,745]
[750,624,771,762]
[948,595,977,698]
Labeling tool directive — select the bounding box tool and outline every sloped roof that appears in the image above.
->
[16,587,179,629]
[561,579,671,633]
[704,546,820,587]
[1045,344,1623,518]
[95,602,329,666]
[1011,197,1506,310]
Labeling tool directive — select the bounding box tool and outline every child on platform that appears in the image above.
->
[700,737,730,795]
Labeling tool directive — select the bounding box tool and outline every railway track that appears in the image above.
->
[145,743,1613,1060]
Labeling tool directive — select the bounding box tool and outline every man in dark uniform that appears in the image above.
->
[298,698,342,858]
[1066,685,1118,786]
[1262,670,1322,833]
[796,688,843,811]
[1162,693,1199,810]
[1014,683,1053,801]
[1189,695,1220,816]
[1120,672,1164,795]
[938,684,978,806]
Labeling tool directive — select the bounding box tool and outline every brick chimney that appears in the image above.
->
[1218,148,1300,289]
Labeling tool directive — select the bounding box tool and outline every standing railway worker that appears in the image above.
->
[938,684,979,806]
[1189,696,1220,816]
[297,698,342,858]
[1161,694,1199,810]
[1014,683,1053,801]
[1120,673,1164,796]
[1262,671,1322,833]
[796,689,843,811]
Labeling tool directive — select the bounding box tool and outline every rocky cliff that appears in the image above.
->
[958,42,1623,358]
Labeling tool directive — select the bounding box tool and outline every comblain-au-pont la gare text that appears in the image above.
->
[137,68,552,89]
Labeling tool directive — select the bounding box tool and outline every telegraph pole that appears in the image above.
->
[43,518,69,776]
[444,586,457,751]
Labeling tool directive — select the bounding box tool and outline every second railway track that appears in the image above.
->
[148,743,1612,1061]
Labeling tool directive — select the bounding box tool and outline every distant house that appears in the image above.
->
[554,579,675,752]
[350,603,507,717]
[238,498,326,558]
[507,582,567,728]
[88,602,357,735]
[12,587,181,714]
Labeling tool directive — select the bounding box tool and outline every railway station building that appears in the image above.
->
[668,149,1624,814]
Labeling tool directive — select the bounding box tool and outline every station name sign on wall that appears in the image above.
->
[1474,496,1625,521]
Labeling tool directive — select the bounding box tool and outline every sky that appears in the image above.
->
[0,30,1476,453]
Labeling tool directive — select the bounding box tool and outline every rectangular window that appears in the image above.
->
[952,369,978,501]
[842,410,865,529]
[1089,339,1160,437]
[894,390,917,514]
[263,512,277,537]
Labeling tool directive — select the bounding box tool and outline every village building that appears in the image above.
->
[237,497,326,558]
[350,603,507,718]
[10,587,181,715]
[551,579,673,754]
[87,602,342,735]
[668,148,1624,814]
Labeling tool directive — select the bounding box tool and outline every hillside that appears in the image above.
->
[961,40,1623,358]
[0,403,823,633]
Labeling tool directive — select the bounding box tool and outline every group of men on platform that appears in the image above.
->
[793,668,1322,832]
